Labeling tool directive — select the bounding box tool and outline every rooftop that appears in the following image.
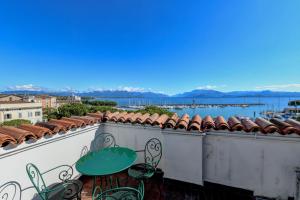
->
[0,111,300,148]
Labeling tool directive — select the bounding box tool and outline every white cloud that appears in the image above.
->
[196,85,227,90]
[7,84,44,91]
[255,83,300,91]
[117,86,145,92]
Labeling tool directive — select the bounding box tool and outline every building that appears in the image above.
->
[0,101,43,123]
[34,95,57,109]
[0,94,23,102]
[23,95,57,109]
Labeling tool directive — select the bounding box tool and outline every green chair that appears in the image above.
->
[92,181,144,200]
[26,163,83,200]
[91,133,118,152]
[128,138,162,180]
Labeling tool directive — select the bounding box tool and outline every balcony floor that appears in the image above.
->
[79,171,254,200]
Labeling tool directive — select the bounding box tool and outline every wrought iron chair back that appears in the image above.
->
[93,181,144,200]
[26,163,74,200]
[0,181,22,200]
[26,163,47,200]
[92,133,118,151]
[144,138,162,169]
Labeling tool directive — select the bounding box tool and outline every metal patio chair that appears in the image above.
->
[128,138,163,180]
[92,180,144,200]
[26,163,83,200]
[91,133,118,152]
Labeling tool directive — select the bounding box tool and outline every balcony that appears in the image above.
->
[0,112,300,200]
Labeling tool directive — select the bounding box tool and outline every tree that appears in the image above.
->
[135,106,174,116]
[58,103,89,117]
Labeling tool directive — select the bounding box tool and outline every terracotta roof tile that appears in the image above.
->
[177,114,190,130]
[116,112,128,122]
[49,119,76,130]
[241,119,260,132]
[145,113,160,125]
[61,117,86,127]
[71,116,96,125]
[214,116,230,130]
[153,114,169,128]
[188,114,202,131]
[0,126,37,143]
[255,117,278,134]
[0,133,17,147]
[87,112,103,122]
[103,111,112,122]
[124,113,135,122]
[165,113,179,128]
[202,115,215,130]
[18,124,53,138]
[136,113,150,124]
[227,117,244,131]
[110,112,120,122]
[36,122,66,133]
[285,119,300,134]
[270,118,297,135]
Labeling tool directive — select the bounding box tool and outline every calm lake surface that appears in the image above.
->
[96,97,299,119]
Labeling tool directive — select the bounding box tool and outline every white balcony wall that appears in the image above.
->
[203,132,300,199]
[0,124,102,200]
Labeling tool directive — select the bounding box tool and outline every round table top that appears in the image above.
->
[75,147,137,176]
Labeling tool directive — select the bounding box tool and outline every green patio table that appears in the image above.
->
[75,147,137,192]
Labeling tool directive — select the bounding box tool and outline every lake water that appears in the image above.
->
[96,97,299,119]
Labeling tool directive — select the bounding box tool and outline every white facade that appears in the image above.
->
[0,102,43,123]
[0,123,299,199]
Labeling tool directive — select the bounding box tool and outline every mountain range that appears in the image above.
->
[1,89,300,98]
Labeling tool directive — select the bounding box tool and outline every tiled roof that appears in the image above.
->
[0,111,300,148]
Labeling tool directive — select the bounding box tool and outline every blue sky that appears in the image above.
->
[0,0,300,95]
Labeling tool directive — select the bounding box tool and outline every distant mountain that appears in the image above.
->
[174,89,225,98]
[79,90,168,98]
[174,90,300,98]
[0,90,168,98]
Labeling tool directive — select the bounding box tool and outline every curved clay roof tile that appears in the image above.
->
[87,113,103,122]
[188,114,202,131]
[0,126,37,143]
[116,112,128,122]
[36,122,66,133]
[124,112,136,123]
[227,117,244,131]
[0,133,17,147]
[214,116,230,130]
[49,119,76,130]
[165,113,179,128]
[270,118,297,135]
[110,112,120,122]
[153,114,169,128]
[18,124,53,138]
[177,114,190,130]
[62,117,86,127]
[103,111,112,122]
[285,119,300,134]
[202,115,215,130]
[71,116,96,125]
[145,113,160,125]
[136,113,150,124]
[241,119,260,132]
[255,117,278,134]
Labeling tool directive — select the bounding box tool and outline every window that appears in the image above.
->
[9,97,13,101]
[19,113,22,118]
[4,114,12,119]
[28,112,33,117]
[35,111,41,117]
